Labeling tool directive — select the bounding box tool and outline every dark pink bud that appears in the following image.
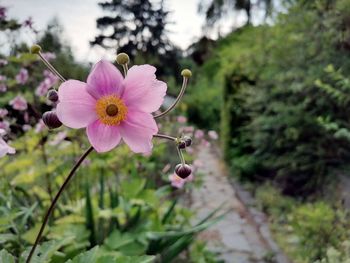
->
[175,164,192,179]
[42,111,62,129]
[47,89,59,102]
[184,136,192,147]
[178,140,186,149]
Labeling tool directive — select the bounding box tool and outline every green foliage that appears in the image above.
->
[256,184,350,262]
[191,0,350,195]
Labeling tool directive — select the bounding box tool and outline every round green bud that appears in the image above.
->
[30,44,42,54]
[181,69,192,78]
[116,53,130,65]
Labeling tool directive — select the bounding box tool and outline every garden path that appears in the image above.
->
[190,146,291,263]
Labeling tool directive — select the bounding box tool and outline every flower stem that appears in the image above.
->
[177,146,185,166]
[153,134,177,141]
[37,52,66,82]
[154,77,189,119]
[26,146,94,263]
[122,64,128,77]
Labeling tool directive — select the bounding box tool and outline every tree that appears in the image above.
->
[92,0,172,58]
[198,0,275,27]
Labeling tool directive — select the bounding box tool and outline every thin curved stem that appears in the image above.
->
[38,52,66,82]
[153,134,177,141]
[154,77,189,119]
[26,146,94,263]
[177,147,185,166]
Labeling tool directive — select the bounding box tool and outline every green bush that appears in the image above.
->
[208,0,350,195]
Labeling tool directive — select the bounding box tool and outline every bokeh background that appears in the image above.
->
[1,0,350,262]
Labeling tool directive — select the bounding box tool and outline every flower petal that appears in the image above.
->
[122,65,167,113]
[87,60,124,99]
[86,120,121,153]
[119,110,158,153]
[57,80,97,129]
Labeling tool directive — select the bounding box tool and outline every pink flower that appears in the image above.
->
[208,130,218,140]
[41,52,56,61]
[201,139,211,147]
[56,60,167,153]
[177,116,187,123]
[0,121,9,131]
[10,95,28,111]
[169,173,186,189]
[0,83,6,92]
[49,131,67,146]
[194,129,204,139]
[0,59,8,66]
[169,171,194,188]
[16,68,29,85]
[35,120,46,133]
[183,126,194,133]
[0,109,8,118]
[36,71,58,96]
[0,129,15,158]
[0,7,6,20]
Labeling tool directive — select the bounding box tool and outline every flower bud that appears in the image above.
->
[47,89,59,102]
[42,111,62,129]
[184,136,192,147]
[181,69,192,78]
[116,53,130,65]
[178,140,186,149]
[30,44,42,54]
[175,164,192,179]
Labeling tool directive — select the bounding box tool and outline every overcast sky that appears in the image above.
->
[2,0,245,62]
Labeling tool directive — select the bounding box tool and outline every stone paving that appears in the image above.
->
[190,146,291,263]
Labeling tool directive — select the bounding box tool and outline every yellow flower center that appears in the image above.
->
[95,95,127,126]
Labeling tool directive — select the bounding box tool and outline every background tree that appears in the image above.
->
[91,0,181,82]
[198,0,275,27]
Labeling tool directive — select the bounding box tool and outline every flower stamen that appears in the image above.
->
[96,95,127,125]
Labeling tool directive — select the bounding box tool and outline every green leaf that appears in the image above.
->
[104,230,134,250]
[66,246,99,263]
[20,238,73,263]
[0,249,15,263]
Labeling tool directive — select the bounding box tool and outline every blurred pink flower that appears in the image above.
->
[201,139,211,147]
[0,7,6,20]
[183,126,194,133]
[0,109,8,118]
[36,71,59,96]
[56,60,166,153]
[10,95,28,111]
[22,124,32,131]
[169,173,186,189]
[41,52,56,61]
[208,130,219,140]
[195,129,204,139]
[169,169,194,188]
[0,59,8,66]
[0,121,9,131]
[0,83,6,92]
[186,147,194,154]
[177,115,187,123]
[15,68,28,85]
[49,131,67,146]
[0,129,15,158]
[35,120,46,133]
